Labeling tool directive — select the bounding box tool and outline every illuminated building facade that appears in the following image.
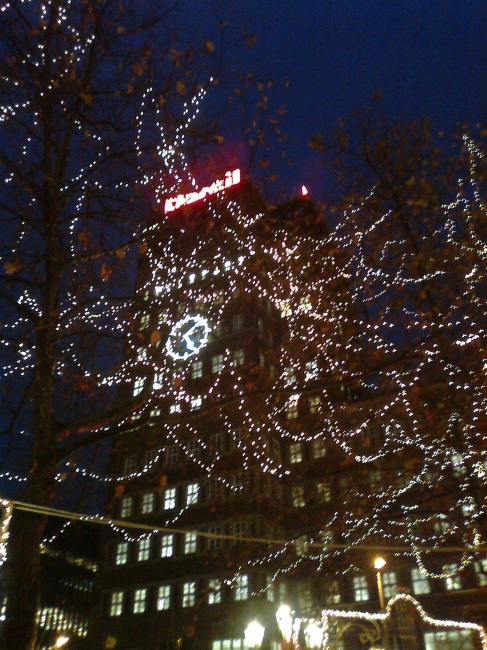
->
[92,175,487,650]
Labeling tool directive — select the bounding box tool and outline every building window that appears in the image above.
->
[186,438,202,459]
[208,578,222,604]
[411,568,430,595]
[161,534,174,558]
[208,526,223,551]
[133,588,147,614]
[169,403,181,414]
[284,367,296,386]
[234,574,249,601]
[115,542,128,566]
[109,591,124,617]
[312,439,326,459]
[207,477,224,501]
[382,571,397,599]
[286,395,299,420]
[309,396,321,414]
[182,581,196,607]
[191,396,202,411]
[289,442,302,463]
[192,360,203,379]
[141,492,155,514]
[266,576,275,602]
[124,455,137,474]
[305,360,319,380]
[232,428,244,449]
[157,585,171,611]
[184,531,198,554]
[232,472,246,497]
[232,520,247,542]
[233,314,244,332]
[144,449,159,467]
[292,486,305,508]
[317,482,332,503]
[120,496,133,518]
[475,559,487,586]
[424,630,474,650]
[233,348,245,366]
[212,354,224,374]
[166,445,179,465]
[164,487,177,510]
[186,482,199,505]
[133,378,144,396]
[137,538,151,562]
[444,564,462,591]
[353,575,369,602]
[153,372,164,390]
[210,432,225,454]
[326,580,341,604]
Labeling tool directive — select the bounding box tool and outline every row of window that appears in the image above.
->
[114,522,250,565]
[109,574,250,616]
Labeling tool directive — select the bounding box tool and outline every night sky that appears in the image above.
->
[185,0,487,195]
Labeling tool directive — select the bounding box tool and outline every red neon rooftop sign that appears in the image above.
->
[164,169,241,214]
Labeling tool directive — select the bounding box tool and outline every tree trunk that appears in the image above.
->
[1,509,47,650]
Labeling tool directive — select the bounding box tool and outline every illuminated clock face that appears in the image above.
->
[165,315,211,361]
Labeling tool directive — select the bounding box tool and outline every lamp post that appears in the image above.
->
[245,621,265,650]
[374,557,386,611]
[276,605,294,650]
[50,637,69,650]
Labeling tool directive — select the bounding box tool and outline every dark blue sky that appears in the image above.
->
[186,0,487,195]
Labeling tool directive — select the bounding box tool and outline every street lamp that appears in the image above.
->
[304,622,323,650]
[51,637,69,649]
[276,605,293,644]
[245,621,265,650]
[374,557,386,611]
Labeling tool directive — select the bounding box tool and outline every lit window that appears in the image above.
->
[166,445,179,465]
[110,591,124,617]
[289,442,302,463]
[287,395,299,420]
[207,477,224,501]
[309,396,321,414]
[353,575,369,602]
[411,568,430,595]
[312,439,326,459]
[157,585,171,610]
[153,372,164,390]
[292,486,305,508]
[161,534,174,558]
[120,496,133,518]
[186,483,199,505]
[233,314,244,332]
[182,581,196,607]
[284,367,296,385]
[382,571,397,599]
[124,455,137,474]
[444,564,462,591]
[212,354,224,374]
[115,542,128,566]
[133,588,147,614]
[141,493,155,514]
[164,488,176,510]
[191,397,202,411]
[233,349,245,366]
[140,313,150,329]
[424,630,474,650]
[259,352,265,367]
[137,538,151,562]
[208,578,222,604]
[475,559,487,586]
[169,403,181,414]
[188,272,196,284]
[208,526,223,551]
[215,290,224,305]
[305,360,319,380]
[133,378,144,396]
[192,360,203,379]
[234,574,249,601]
[326,580,341,604]
[184,531,198,554]
[317,482,331,503]
[213,323,223,338]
